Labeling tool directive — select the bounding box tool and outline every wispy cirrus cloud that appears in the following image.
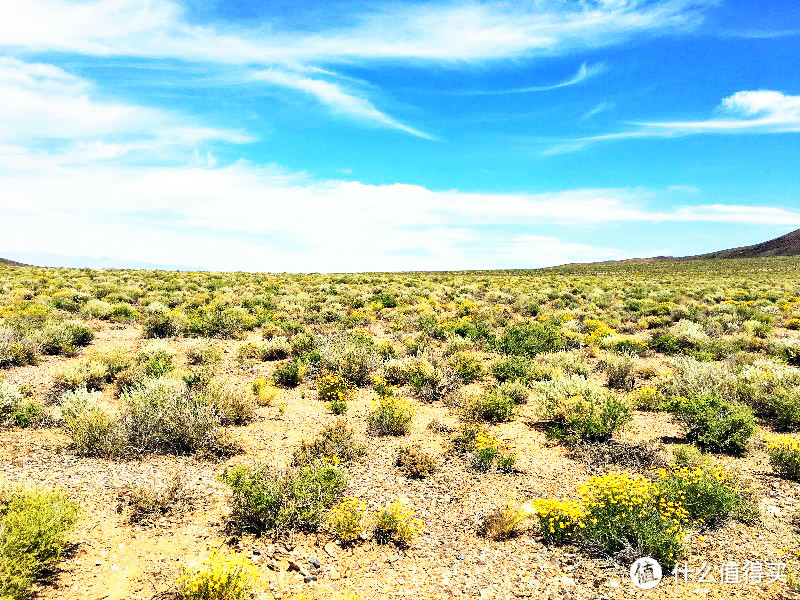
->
[0,0,711,136]
[466,62,607,95]
[0,0,710,63]
[251,69,435,139]
[546,89,800,154]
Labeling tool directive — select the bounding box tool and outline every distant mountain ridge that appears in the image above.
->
[0,257,28,266]
[691,229,800,259]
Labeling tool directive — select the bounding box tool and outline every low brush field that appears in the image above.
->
[2,258,800,600]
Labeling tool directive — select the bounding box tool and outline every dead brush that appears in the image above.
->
[116,473,193,525]
[396,445,437,479]
[479,502,530,540]
[567,440,666,474]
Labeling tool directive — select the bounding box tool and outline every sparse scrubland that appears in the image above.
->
[1,258,800,599]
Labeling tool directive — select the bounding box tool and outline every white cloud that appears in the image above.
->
[0,0,708,63]
[547,90,800,153]
[0,57,250,165]
[2,158,798,272]
[470,62,607,95]
[251,69,435,139]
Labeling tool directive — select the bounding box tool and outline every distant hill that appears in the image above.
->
[0,257,28,266]
[691,229,800,259]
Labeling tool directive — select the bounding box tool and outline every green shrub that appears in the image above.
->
[0,329,38,369]
[598,353,637,391]
[765,433,800,480]
[498,381,529,404]
[373,499,424,546]
[262,336,290,361]
[0,485,79,600]
[251,378,277,406]
[222,462,346,537]
[463,387,516,424]
[664,394,755,455]
[447,351,482,383]
[366,395,414,436]
[650,332,680,354]
[471,431,516,472]
[534,376,631,442]
[273,359,307,388]
[109,302,138,322]
[657,463,754,525]
[142,302,184,338]
[498,322,563,357]
[577,472,688,568]
[491,356,534,383]
[0,380,41,428]
[628,386,663,411]
[82,299,113,319]
[773,389,800,431]
[136,342,175,377]
[396,445,437,478]
[185,340,222,366]
[292,419,366,466]
[34,320,94,355]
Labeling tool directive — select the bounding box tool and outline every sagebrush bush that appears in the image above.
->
[0,380,41,428]
[373,498,424,546]
[396,445,437,478]
[262,336,290,361]
[142,302,185,338]
[0,485,79,600]
[272,359,307,388]
[534,376,631,442]
[598,353,638,391]
[664,394,755,454]
[319,336,379,386]
[292,419,366,466]
[462,387,516,424]
[176,548,260,600]
[765,433,800,480]
[185,340,222,366]
[497,322,564,357]
[327,497,367,543]
[0,328,37,369]
[49,358,108,399]
[222,462,346,537]
[34,320,93,355]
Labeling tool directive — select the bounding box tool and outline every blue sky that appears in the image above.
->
[1,0,799,271]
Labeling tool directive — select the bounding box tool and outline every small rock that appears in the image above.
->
[289,560,310,577]
[324,542,338,557]
[309,555,321,569]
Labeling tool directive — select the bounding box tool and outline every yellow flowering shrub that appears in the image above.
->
[656,462,752,523]
[317,372,354,404]
[472,432,516,472]
[628,386,663,411]
[177,549,259,600]
[578,472,687,567]
[373,498,424,546]
[529,499,584,545]
[765,433,800,480]
[327,497,367,543]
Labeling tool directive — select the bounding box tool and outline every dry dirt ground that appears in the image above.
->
[2,320,799,600]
